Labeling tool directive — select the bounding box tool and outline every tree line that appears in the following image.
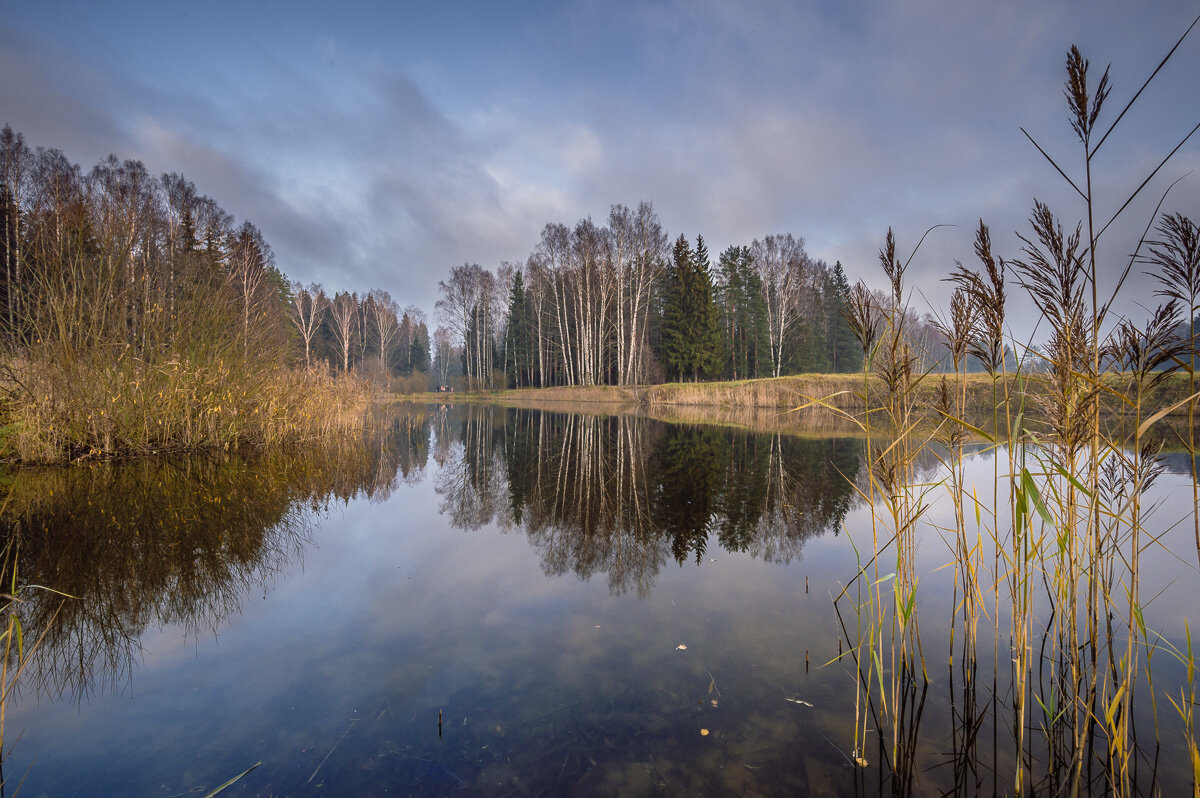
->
[0,125,432,460]
[0,124,430,386]
[437,201,887,390]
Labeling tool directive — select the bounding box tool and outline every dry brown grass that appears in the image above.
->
[2,357,375,463]
[449,371,1198,434]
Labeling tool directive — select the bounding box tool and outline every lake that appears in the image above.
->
[1,405,1196,796]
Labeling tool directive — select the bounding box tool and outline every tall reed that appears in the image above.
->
[1145,213,1200,569]
[825,20,1200,795]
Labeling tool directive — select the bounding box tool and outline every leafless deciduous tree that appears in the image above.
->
[288,282,328,368]
[436,263,496,389]
[749,233,810,377]
[228,221,276,358]
[433,325,454,386]
[0,126,30,331]
[328,291,359,374]
[366,289,400,373]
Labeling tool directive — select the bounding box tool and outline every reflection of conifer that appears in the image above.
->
[652,425,725,563]
[716,430,771,551]
[503,408,541,524]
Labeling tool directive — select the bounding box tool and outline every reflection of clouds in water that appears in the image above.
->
[11,407,1200,795]
[433,406,863,596]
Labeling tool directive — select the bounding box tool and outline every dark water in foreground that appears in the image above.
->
[1,406,1197,796]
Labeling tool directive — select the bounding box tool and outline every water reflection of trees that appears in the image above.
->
[0,408,431,701]
[434,406,861,595]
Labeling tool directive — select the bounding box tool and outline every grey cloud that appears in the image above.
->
[4,2,1198,330]
[0,27,126,162]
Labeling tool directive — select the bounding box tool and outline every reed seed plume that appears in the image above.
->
[1065,45,1111,145]
[974,220,1006,324]
[1146,213,1200,306]
[879,228,904,311]
[843,281,883,359]
[949,221,1008,376]
[1014,202,1089,339]
[1105,301,1184,391]
[1144,211,1200,571]
[1012,201,1097,458]
[1102,441,1169,510]
[932,288,979,373]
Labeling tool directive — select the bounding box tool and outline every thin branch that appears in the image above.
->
[1092,12,1200,157]
[903,224,954,272]
[1097,173,1187,329]
[1021,127,1087,200]
[1097,121,1200,241]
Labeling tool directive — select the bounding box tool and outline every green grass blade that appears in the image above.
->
[203,762,262,797]
[1021,468,1055,528]
[1052,463,1094,499]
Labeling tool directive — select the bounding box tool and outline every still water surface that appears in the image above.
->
[1,406,1196,795]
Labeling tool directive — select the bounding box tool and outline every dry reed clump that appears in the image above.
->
[2,353,374,463]
[828,24,1200,796]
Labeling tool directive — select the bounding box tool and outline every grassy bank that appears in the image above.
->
[424,371,1198,434]
[1,358,375,463]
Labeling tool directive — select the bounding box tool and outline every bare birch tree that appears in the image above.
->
[0,125,30,340]
[437,263,491,388]
[328,291,359,374]
[367,288,400,374]
[749,233,809,377]
[288,281,328,368]
[433,325,454,385]
[228,221,275,360]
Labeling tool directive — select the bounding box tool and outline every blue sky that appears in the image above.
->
[3,1,1199,332]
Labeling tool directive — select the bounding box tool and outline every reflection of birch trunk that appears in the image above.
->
[763,433,785,523]
[434,405,503,529]
[624,416,653,540]
[434,410,857,595]
[555,413,574,518]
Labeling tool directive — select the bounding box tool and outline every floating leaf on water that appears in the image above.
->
[854,756,869,768]
[676,644,688,651]
[700,729,709,736]
[784,697,813,707]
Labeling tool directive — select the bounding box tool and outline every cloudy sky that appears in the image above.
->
[3,1,1198,333]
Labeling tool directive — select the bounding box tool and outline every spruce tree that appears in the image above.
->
[829,261,861,372]
[505,270,534,387]
[411,322,431,374]
[743,260,770,377]
[692,235,723,380]
[718,245,770,380]
[659,235,693,380]
[659,235,724,381]
[718,245,743,379]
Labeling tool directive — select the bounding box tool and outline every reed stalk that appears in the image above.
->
[831,21,1200,794]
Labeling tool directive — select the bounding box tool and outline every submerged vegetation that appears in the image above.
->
[829,28,1200,796]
